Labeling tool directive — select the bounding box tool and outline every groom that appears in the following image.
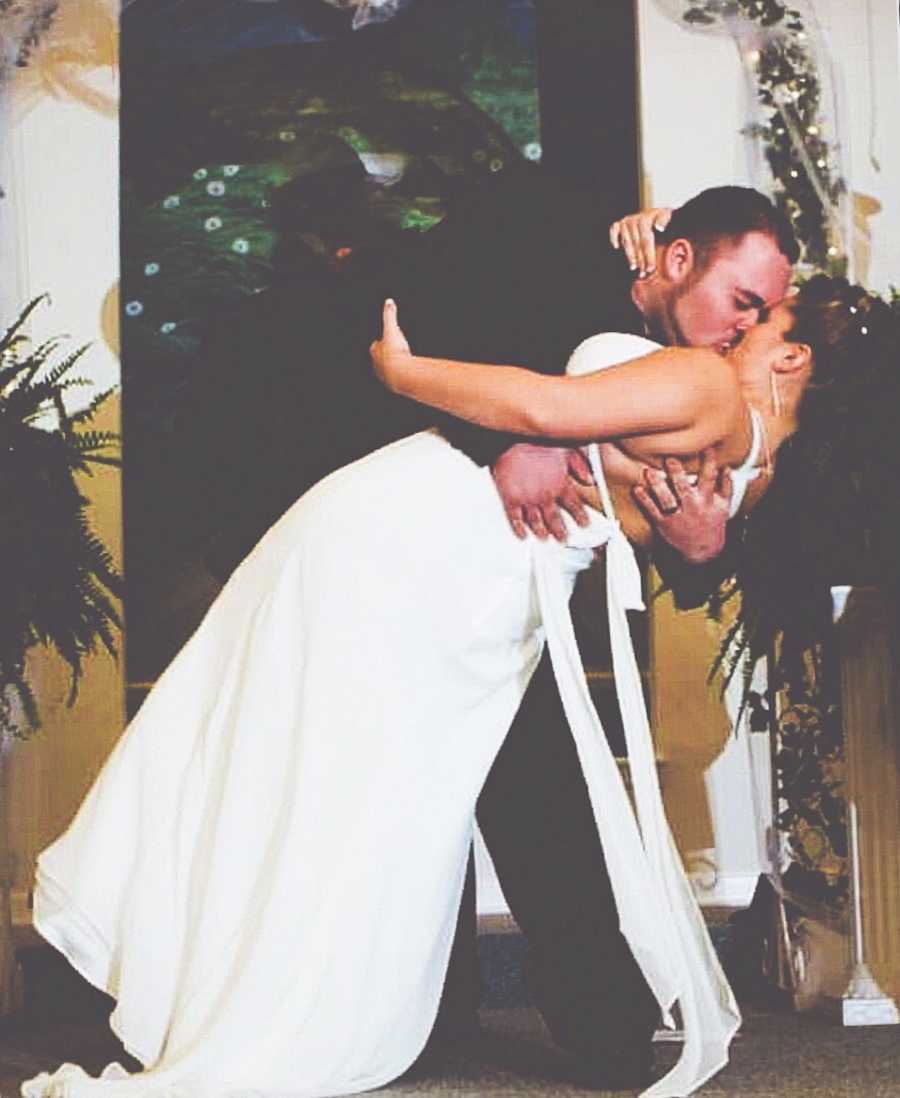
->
[391,168,796,1087]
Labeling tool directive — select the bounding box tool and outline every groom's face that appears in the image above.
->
[670,231,793,352]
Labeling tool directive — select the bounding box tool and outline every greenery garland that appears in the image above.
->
[679,0,846,270]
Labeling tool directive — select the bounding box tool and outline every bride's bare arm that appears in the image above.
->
[370,299,740,456]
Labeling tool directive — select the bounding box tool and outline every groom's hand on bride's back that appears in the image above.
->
[492,445,593,542]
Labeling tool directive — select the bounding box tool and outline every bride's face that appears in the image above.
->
[727,299,799,377]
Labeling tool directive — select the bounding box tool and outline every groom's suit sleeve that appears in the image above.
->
[652,528,740,610]
[395,168,608,467]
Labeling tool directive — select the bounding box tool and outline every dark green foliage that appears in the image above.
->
[774,654,849,909]
[0,297,121,737]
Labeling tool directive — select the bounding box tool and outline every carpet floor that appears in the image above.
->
[2,1002,898,1098]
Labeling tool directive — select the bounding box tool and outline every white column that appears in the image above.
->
[2,69,120,399]
[697,658,773,907]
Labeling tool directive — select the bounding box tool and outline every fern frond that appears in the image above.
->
[11,336,66,391]
[0,341,62,395]
[13,378,97,427]
[0,300,120,734]
[71,429,120,453]
[0,295,48,357]
[79,453,122,469]
[33,344,91,388]
[68,386,117,425]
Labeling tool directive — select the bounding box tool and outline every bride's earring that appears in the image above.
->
[770,369,783,417]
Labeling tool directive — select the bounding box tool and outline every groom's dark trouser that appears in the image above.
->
[438,646,660,1058]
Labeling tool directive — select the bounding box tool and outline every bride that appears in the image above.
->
[23,275,888,1098]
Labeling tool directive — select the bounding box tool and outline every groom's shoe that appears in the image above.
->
[523,940,660,1090]
[566,1040,658,1091]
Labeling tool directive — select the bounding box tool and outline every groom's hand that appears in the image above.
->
[492,444,593,542]
[633,449,732,564]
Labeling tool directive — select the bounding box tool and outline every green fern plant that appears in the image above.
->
[0,296,122,737]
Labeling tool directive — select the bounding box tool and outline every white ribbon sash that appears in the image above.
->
[532,442,741,1098]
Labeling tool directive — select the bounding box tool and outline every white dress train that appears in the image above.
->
[24,334,740,1098]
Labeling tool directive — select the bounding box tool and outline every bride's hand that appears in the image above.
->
[370,299,412,390]
[609,207,672,278]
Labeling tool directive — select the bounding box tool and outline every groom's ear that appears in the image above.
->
[659,238,695,284]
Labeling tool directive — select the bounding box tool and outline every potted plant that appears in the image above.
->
[0,294,121,1015]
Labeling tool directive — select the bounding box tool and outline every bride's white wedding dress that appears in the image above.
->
[24,334,741,1098]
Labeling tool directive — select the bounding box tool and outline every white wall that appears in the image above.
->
[814,0,900,292]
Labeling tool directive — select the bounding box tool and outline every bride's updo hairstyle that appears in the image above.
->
[716,274,900,687]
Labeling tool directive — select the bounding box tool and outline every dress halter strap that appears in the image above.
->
[728,406,767,518]
[746,406,764,467]
[585,441,616,520]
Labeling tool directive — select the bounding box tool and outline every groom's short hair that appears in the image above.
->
[661,186,799,272]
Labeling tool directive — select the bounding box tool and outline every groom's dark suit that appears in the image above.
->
[184,163,714,1077]
[393,167,662,1070]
